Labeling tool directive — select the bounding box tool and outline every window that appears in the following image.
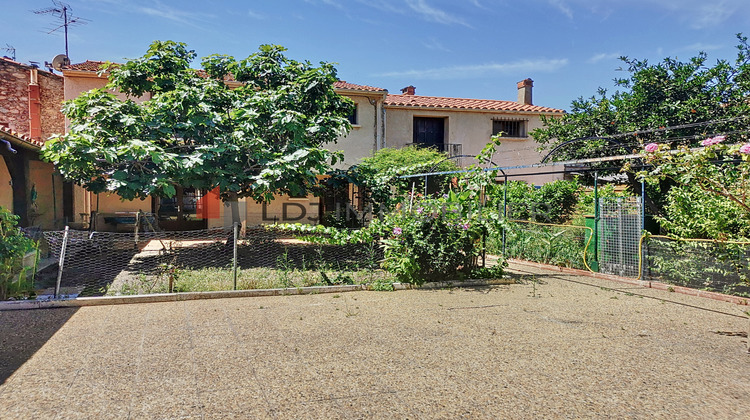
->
[492,119,527,138]
[347,104,358,125]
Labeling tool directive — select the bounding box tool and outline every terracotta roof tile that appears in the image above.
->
[65,60,118,72]
[0,124,44,148]
[333,81,387,92]
[384,94,564,114]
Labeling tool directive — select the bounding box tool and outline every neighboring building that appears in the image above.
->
[0,57,65,228]
[384,79,565,183]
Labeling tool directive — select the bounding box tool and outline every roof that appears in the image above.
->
[0,56,62,78]
[0,124,44,149]
[384,94,565,114]
[65,60,118,72]
[64,60,562,113]
[333,81,387,92]
[67,63,386,92]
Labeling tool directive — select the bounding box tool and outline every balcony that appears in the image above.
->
[405,143,462,157]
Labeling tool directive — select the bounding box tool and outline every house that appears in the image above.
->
[0,57,65,229]
[383,79,565,183]
[58,60,564,230]
[59,62,388,230]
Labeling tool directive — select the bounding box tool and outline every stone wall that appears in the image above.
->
[0,59,29,135]
[38,70,65,140]
[0,58,64,141]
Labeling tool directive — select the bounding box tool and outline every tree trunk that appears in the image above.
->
[224,191,241,249]
[227,191,241,225]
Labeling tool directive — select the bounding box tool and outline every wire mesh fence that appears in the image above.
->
[598,197,642,278]
[36,225,387,299]
[644,236,750,297]
[487,220,594,271]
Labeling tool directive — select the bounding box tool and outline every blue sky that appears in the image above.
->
[2,0,749,111]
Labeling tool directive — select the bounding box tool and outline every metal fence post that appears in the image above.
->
[502,174,508,255]
[134,211,140,250]
[593,172,599,265]
[233,222,239,290]
[55,225,69,299]
[640,181,646,280]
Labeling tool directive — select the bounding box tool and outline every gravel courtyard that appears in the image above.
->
[1,262,748,419]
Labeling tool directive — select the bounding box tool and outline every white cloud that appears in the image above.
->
[422,38,452,52]
[468,0,488,9]
[679,42,724,52]
[303,0,343,7]
[82,0,212,29]
[406,0,472,27]
[548,0,573,19]
[556,0,746,29]
[247,10,266,20]
[587,52,621,64]
[136,4,207,27]
[375,58,569,80]
[353,0,472,27]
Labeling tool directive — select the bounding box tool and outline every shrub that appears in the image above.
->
[659,183,750,240]
[488,179,581,224]
[1,207,36,300]
[371,190,505,285]
[271,186,507,286]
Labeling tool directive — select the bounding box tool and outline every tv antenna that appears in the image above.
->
[33,1,89,59]
[1,44,16,61]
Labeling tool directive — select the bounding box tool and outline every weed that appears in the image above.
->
[370,277,395,291]
[275,249,294,288]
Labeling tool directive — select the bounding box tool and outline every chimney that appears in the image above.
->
[517,78,533,105]
[401,85,416,95]
[29,68,42,140]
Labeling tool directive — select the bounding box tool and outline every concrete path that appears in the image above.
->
[1,263,748,419]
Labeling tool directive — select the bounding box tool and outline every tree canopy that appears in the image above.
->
[532,34,750,162]
[42,40,353,202]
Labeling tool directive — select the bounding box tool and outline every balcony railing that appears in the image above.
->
[405,143,462,157]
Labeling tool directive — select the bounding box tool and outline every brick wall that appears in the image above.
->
[0,58,64,141]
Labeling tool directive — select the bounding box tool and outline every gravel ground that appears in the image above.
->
[1,262,748,419]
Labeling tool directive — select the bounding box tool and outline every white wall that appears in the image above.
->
[385,107,562,184]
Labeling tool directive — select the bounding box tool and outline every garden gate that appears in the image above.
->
[597,197,642,278]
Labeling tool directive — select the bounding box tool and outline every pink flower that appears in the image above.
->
[392,227,402,236]
[701,136,725,147]
[461,223,470,230]
[644,143,659,153]
[740,144,750,155]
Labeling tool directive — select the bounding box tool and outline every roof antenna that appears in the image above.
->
[33,1,90,60]
[2,44,16,61]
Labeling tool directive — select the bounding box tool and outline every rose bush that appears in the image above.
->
[640,136,750,240]
[369,190,505,285]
